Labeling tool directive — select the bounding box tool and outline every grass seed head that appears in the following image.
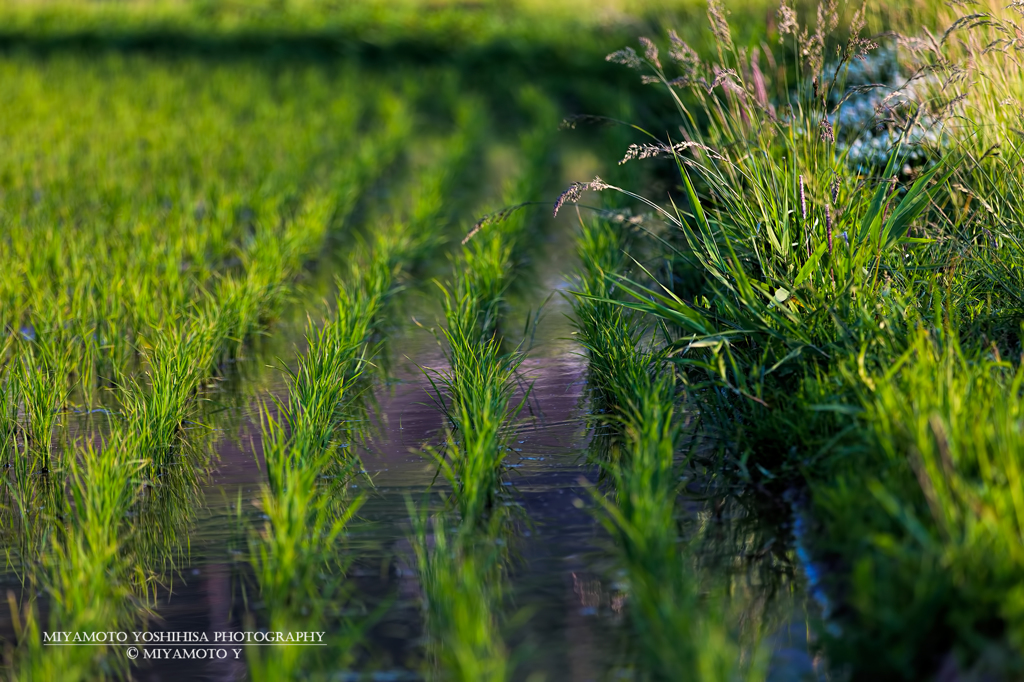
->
[606,47,642,70]
[554,177,610,216]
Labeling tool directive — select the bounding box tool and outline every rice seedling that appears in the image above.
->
[594,376,765,682]
[568,216,648,434]
[245,115,491,678]
[408,92,562,682]
[428,331,526,530]
[567,212,766,681]
[0,49,443,682]
[425,102,560,517]
[413,319,524,681]
[0,360,21,466]
[410,506,511,682]
[15,339,75,473]
[246,405,365,682]
[10,430,152,682]
[243,286,380,677]
[0,55,416,413]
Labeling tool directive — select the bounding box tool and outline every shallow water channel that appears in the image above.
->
[0,216,822,682]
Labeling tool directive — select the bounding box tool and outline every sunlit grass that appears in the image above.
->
[563,0,1024,677]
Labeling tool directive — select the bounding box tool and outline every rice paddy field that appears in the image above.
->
[3,0,1024,680]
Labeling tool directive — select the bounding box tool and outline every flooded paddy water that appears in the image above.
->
[0,234,820,679]
[0,4,839,680]
[0,157,822,678]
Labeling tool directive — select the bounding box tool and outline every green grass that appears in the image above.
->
[7,0,1024,679]
[558,0,1024,678]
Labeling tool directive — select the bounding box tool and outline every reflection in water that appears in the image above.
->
[0,237,825,682]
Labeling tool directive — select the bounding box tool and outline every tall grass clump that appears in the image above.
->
[806,330,1024,677]
[558,3,954,470]
[798,6,1024,668]
[555,0,956,503]
[566,0,1024,677]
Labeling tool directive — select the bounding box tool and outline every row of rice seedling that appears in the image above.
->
[11,430,151,682]
[0,61,422,681]
[411,89,558,682]
[0,81,413,472]
[569,215,765,681]
[560,0,1024,677]
[0,100,414,604]
[116,112,411,475]
[0,57,414,416]
[3,320,252,679]
[245,107,488,680]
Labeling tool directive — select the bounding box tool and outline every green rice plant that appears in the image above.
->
[0,57,418,417]
[246,405,365,682]
[120,320,216,471]
[278,290,379,475]
[569,217,652,436]
[91,91,418,489]
[446,88,558,340]
[245,116,492,676]
[277,109,489,461]
[414,285,524,681]
[592,373,766,682]
[569,213,765,680]
[407,94,559,681]
[427,326,525,529]
[426,99,559,524]
[0,362,20,464]
[410,506,511,682]
[16,339,74,472]
[243,243,405,678]
[12,432,151,682]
